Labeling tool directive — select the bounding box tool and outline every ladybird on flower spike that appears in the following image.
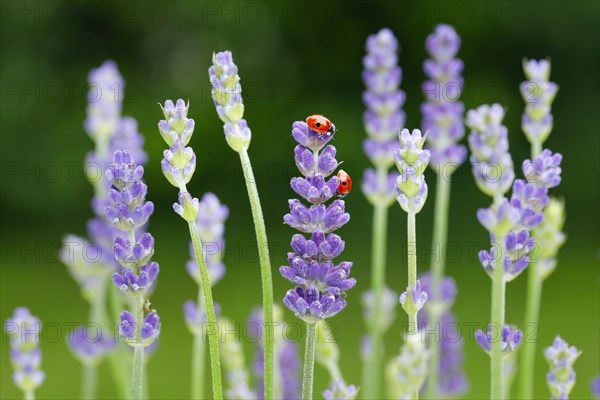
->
[337,169,352,198]
[306,114,337,136]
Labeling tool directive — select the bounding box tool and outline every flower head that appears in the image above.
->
[467,104,515,198]
[545,336,581,400]
[423,24,466,171]
[521,59,558,144]
[475,324,522,357]
[394,128,431,213]
[4,308,45,394]
[523,149,562,189]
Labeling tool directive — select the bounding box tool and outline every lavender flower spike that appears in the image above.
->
[85,60,124,141]
[4,308,45,398]
[422,24,467,172]
[591,375,600,399]
[106,151,160,400]
[394,128,431,213]
[281,120,355,323]
[521,59,558,146]
[209,52,274,399]
[362,28,404,205]
[545,336,581,399]
[467,104,515,199]
[475,324,523,357]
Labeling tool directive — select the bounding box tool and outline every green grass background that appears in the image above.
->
[1,1,598,399]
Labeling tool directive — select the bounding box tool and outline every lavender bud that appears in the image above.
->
[158,99,194,146]
[477,199,519,236]
[67,327,116,366]
[173,191,199,222]
[161,140,196,188]
[386,333,428,398]
[394,129,430,213]
[4,308,45,395]
[533,198,566,280]
[475,324,522,357]
[521,59,558,145]
[523,149,563,189]
[323,381,359,400]
[545,336,581,399]
[399,280,428,315]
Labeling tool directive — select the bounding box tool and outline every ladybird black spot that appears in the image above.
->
[316,122,321,127]
[342,181,347,185]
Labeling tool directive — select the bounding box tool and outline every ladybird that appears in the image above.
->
[306,114,336,136]
[337,169,352,198]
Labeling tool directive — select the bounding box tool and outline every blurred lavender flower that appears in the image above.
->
[422,24,466,172]
[533,199,566,279]
[219,318,255,400]
[84,60,124,141]
[362,287,398,332]
[523,149,563,190]
[362,28,404,205]
[467,104,515,198]
[4,308,45,397]
[591,375,600,399]
[475,325,522,357]
[545,336,581,399]
[281,120,355,323]
[417,273,468,397]
[386,333,428,398]
[316,320,357,400]
[250,306,301,400]
[323,381,358,400]
[479,229,535,282]
[520,59,558,146]
[68,327,117,366]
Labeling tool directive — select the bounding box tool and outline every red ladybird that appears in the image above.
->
[337,169,352,198]
[306,114,336,136]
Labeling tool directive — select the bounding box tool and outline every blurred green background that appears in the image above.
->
[1,0,599,399]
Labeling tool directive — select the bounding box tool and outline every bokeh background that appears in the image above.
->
[1,1,599,399]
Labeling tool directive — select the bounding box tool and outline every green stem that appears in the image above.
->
[407,211,418,327]
[363,166,390,399]
[188,221,223,400]
[130,294,145,400]
[238,148,274,399]
[425,175,451,399]
[490,234,506,400]
[81,364,98,399]
[407,211,419,400]
[23,390,34,400]
[517,140,543,399]
[191,290,206,399]
[302,323,317,400]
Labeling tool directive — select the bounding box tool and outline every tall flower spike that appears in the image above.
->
[422,24,466,172]
[362,28,404,205]
[85,60,124,141]
[394,128,430,213]
[467,104,515,198]
[521,59,558,146]
[360,28,403,400]
[281,120,355,322]
[209,52,274,399]
[545,336,581,399]
[106,150,160,400]
[157,100,224,399]
[4,308,45,397]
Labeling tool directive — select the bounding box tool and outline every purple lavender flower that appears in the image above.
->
[394,128,431,213]
[417,274,468,396]
[545,336,581,399]
[68,326,117,365]
[467,104,515,198]
[475,324,522,356]
[106,150,161,349]
[523,149,563,189]
[84,60,124,140]
[510,179,549,230]
[362,287,398,332]
[4,308,45,396]
[521,59,558,145]
[209,51,251,152]
[479,230,535,282]
[422,24,466,172]
[399,280,428,315]
[362,28,404,205]
[281,120,355,323]
[323,381,358,400]
[591,375,600,399]
[477,198,519,236]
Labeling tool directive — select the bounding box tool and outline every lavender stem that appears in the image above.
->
[238,147,274,399]
[425,175,451,399]
[302,322,317,400]
[490,234,507,399]
[187,220,224,400]
[191,292,206,399]
[131,294,145,400]
[407,211,418,328]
